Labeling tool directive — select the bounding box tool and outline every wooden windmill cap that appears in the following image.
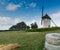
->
[42,14,51,19]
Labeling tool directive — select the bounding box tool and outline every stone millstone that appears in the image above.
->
[45,33,60,50]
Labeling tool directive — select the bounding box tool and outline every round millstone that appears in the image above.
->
[45,33,60,50]
[46,33,60,45]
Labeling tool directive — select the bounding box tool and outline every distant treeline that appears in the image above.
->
[0,27,60,32]
[26,27,60,32]
[9,21,38,30]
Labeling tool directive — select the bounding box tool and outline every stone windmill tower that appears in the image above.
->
[41,6,57,28]
[41,14,51,28]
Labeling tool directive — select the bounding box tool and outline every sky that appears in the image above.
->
[0,0,60,30]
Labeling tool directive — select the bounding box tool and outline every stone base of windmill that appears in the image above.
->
[44,33,60,50]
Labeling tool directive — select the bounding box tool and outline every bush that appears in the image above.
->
[26,27,60,32]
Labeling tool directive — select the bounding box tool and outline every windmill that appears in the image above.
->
[41,0,57,28]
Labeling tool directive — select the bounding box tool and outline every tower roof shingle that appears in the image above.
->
[42,14,51,20]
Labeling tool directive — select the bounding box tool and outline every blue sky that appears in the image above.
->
[0,0,60,30]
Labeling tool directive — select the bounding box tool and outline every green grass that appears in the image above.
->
[0,30,60,50]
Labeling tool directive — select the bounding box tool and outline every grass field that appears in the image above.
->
[0,30,60,50]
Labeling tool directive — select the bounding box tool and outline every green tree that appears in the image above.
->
[31,22,38,29]
[9,22,30,30]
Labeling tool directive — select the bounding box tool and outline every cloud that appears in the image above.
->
[29,2,37,8]
[13,18,21,25]
[51,11,60,18]
[6,3,21,11]
[0,16,21,30]
[50,11,60,27]
[26,19,41,28]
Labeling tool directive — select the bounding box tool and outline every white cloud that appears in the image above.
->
[51,11,60,18]
[29,2,37,8]
[13,18,21,25]
[0,16,21,30]
[6,3,21,11]
[26,19,41,28]
[50,11,60,27]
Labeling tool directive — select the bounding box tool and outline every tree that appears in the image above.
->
[9,22,30,30]
[31,22,38,29]
[9,25,17,30]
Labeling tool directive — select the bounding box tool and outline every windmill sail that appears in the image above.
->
[41,6,44,25]
[51,19,57,27]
